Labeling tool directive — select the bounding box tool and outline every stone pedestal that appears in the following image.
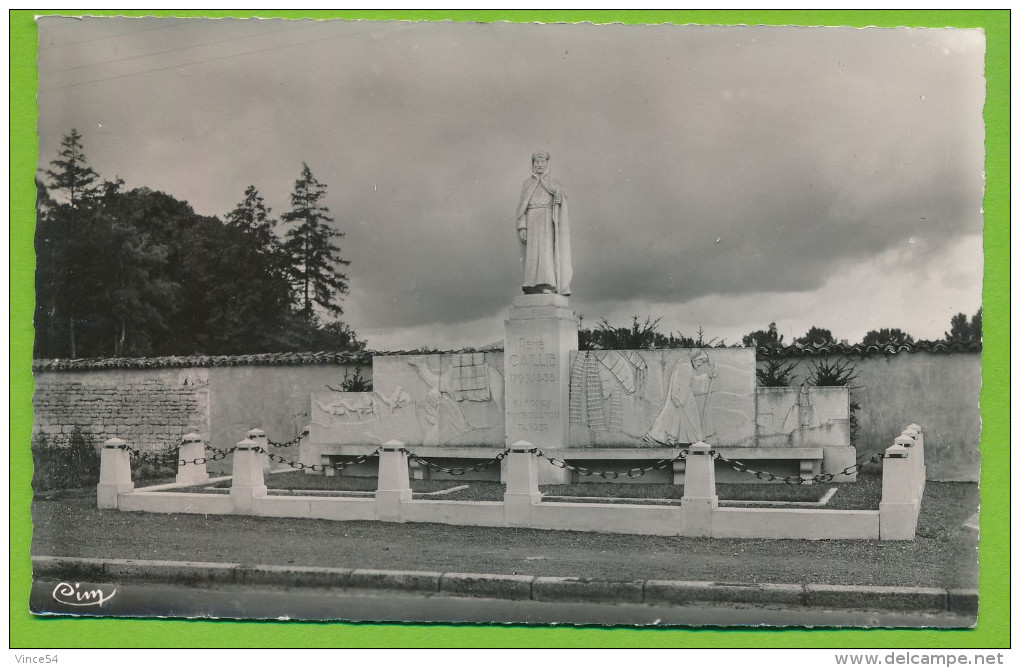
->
[504,442,542,526]
[248,427,272,474]
[376,442,412,522]
[97,437,134,509]
[230,438,267,514]
[504,294,577,483]
[879,442,918,540]
[175,432,210,486]
[680,442,718,537]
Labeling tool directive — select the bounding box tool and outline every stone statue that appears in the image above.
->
[516,151,572,295]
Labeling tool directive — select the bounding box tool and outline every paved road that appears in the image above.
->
[30,579,973,629]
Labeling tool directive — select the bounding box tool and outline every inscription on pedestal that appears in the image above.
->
[504,295,577,449]
[506,336,563,440]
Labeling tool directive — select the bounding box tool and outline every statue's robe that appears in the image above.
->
[516,174,572,295]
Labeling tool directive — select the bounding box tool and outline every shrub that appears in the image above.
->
[129,445,179,483]
[806,358,860,386]
[32,426,101,492]
[326,366,373,392]
[756,359,799,387]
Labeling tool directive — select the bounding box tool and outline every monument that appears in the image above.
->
[503,151,577,482]
[302,151,855,484]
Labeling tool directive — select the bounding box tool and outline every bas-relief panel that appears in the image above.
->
[568,348,756,447]
[310,353,505,447]
[756,386,851,448]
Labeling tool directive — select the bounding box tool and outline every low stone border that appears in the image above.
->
[32,556,977,616]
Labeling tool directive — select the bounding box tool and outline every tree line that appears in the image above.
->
[35,129,362,359]
[36,129,982,360]
[579,311,982,352]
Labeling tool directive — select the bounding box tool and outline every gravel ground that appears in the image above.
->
[30,470,978,589]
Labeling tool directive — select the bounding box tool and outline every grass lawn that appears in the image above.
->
[187,469,863,506]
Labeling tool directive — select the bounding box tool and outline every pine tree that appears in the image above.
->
[37,129,106,357]
[44,128,102,208]
[281,163,350,317]
[226,185,280,252]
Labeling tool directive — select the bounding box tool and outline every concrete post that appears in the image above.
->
[903,424,926,495]
[97,437,134,509]
[680,442,718,537]
[504,440,541,526]
[175,432,210,486]
[230,437,267,514]
[376,440,411,522]
[879,443,917,540]
[899,429,921,497]
[248,427,272,474]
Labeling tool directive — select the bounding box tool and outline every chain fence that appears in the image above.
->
[128,430,892,486]
[401,448,510,476]
[122,444,181,467]
[712,450,888,485]
[531,448,690,480]
[257,446,380,473]
[267,431,307,449]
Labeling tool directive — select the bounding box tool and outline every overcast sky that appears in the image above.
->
[36,17,986,350]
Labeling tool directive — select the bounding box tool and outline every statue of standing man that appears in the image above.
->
[516,151,572,296]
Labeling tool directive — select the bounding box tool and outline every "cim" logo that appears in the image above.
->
[51,582,117,608]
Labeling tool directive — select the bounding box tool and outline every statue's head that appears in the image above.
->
[531,151,550,175]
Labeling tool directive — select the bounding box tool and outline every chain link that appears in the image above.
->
[267,431,307,448]
[712,451,888,485]
[178,444,238,466]
[401,448,509,476]
[255,446,381,472]
[122,444,181,467]
[531,448,690,479]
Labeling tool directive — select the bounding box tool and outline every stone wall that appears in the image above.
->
[32,350,980,482]
[31,367,210,451]
[32,362,367,454]
[207,364,366,450]
[757,351,981,482]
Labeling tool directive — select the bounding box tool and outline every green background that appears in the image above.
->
[10,9,1010,648]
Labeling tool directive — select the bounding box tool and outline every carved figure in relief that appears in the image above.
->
[407,356,471,444]
[516,151,572,295]
[316,394,379,423]
[644,350,717,445]
[422,388,471,446]
[315,386,412,425]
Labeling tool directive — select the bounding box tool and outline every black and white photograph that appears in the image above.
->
[29,16,985,629]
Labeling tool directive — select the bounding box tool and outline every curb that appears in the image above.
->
[32,556,977,615]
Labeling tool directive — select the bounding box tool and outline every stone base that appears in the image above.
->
[681,497,718,537]
[376,489,412,522]
[97,482,133,510]
[504,294,578,453]
[230,486,267,514]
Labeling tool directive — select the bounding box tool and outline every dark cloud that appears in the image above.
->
[37,18,984,346]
